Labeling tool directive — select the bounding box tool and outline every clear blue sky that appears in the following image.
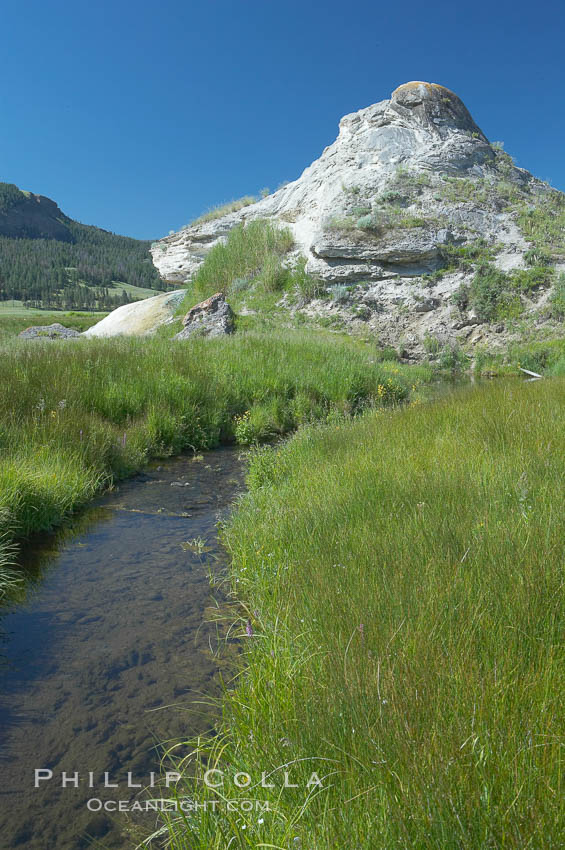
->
[2,0,563,240]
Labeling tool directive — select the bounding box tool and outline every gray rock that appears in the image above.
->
[311,228,442,265]
[174,292,234,340]
[436,228,454,245]
[414,297,440,312]
[18,323,81,340]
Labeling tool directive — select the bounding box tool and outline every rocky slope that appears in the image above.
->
[151,82,565,357]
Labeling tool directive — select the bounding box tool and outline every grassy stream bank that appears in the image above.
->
[2,315,562,849]
[0,331,430,600]
[152,379,564,849]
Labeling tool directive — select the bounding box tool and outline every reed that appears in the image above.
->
[150,379,565,849]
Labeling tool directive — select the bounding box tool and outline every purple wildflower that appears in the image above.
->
[245,620,253,637]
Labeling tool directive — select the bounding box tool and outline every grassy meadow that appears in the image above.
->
[151,379,564,849]
[0,308,105,344]
[2,216,563,847]
[474,335,565,378]
[0,329,429,600]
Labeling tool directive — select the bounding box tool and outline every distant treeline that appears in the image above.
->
[0,224,164,309]
[0,182,166,310]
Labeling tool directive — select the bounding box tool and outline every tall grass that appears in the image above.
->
[0,332,428,599]
[474,336,565,377]
[189,196,258,226]
[179,220,295,312]
[150,380,565,849]
[0,513,22,603]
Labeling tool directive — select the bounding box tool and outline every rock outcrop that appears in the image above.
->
[18,323,81,340]
[151,82,500,284]
[151,81,564,358]
[175,292,234,340]
[83,290,185,337]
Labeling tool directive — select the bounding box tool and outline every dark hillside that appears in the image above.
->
[0,182,166,310]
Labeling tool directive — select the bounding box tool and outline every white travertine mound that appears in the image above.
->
[83,290,186,337]
[151,82,500,284]
[149,82,561,359]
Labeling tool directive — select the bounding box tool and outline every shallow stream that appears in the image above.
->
[0,448,245,849]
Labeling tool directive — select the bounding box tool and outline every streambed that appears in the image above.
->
[0,448,245,849]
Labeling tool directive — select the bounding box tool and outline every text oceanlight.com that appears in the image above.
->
[86,798,272,813]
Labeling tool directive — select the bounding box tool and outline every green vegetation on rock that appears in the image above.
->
[550,273,565,320]
[177,219,297,312]
[0,182,26,213]
[468,263,523,321]
[327,207,433,236]
[188,196,258,226]
[517,194,565,260]
[451,261,554,323]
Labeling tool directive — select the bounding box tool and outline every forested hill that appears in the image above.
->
[0,182,167,311]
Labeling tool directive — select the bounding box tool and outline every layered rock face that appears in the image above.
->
[151,82,501,284]
[151,82,562,356]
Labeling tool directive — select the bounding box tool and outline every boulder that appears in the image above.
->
[174,292,234,340]
[18,323,81,340]
[83,290,186,337]
[413,296,440,312]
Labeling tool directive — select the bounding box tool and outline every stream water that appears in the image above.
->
[0,448,245,849]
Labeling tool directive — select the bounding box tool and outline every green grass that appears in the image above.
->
[177,220,295,314]
[105,280,166,300]
[473,337,565,377]
[0,300,51,314]
[0,331,430,601]
[0,310,106,343]
[189,196,258,226]
[0,302,106,318]
[0,517,23,603]
[150,380,565,849]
